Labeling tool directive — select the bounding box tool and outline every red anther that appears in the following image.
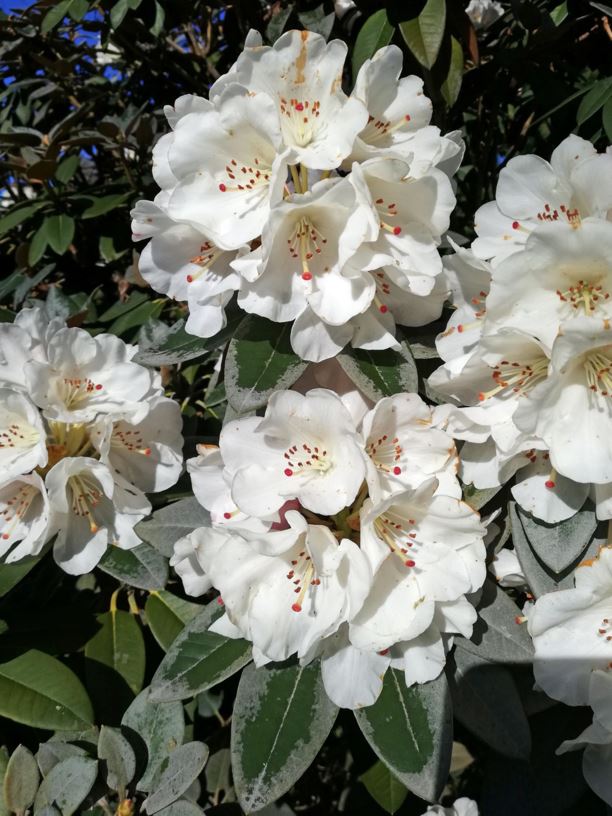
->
[392,226,402,235]
[223,512,232,519]
[186,274,194,283]
[219,183,227,192]
[512,221,520,230]
[379,304,388,314]
[393,466,401,475]
[295,102,304,111]
[291,603,302,612]
[545,479,556,489]
[405,114,411,121]
[284,468,293,476]
[405,559,416,567]
[143,448,151,456]
[217,597,224,605]
[457,324,464,333]
[301,272,312,281]
[95,384,103,390]
[478,392,486,401]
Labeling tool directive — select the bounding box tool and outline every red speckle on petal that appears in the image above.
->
[219,183,227,192]
[292,603,302,612]
[284,468,293,477]
[392,226,402,235]
[393,466,401,475]
[545,479,556,489]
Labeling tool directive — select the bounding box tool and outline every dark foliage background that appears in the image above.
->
[0,1,611,814]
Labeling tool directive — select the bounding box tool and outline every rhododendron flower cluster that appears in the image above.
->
[0,305,183,574]
[131,30,462,362]
[171,388,487,708]
[429,135,612,524]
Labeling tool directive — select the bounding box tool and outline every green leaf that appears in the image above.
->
[441,36,464,107]
[603,98,612,141]
[154,803,204,816]
[98,726,136,793]
[517,502,597,573]
[0,202,46,237]
[3,745,40,813]
[41,0,72,33]
[98,542,168,590]
[55,156,80,184]
[399,0,446,69]
[360,761,408,815]
[134,317,239,366]
[150,604,251,702]
[462,483,502,511]
[143,742,209,814]
[111,0,130,28]
[151,0,166,36]
[145,591,202,652]
[337,341,418,401]
[136,498,210,558]
[109,299,164,336]
[82,193,130,219]
[450,646,531,759]
[354,670,451,801]
[98,291,150,321]
[67,0,89,21]
[352,9,394,79]
[33,757,97,816]
[36,743,87,778]
[121,688,185,792]
[297,4,335,39]
[0,650,94,730]
[85,610,146,696]
[28,222,49,266]
[231,660,339,813]
[224,315,308,414]
[45,215,75,255]
[0,746,9,816]
[0,556,41,598]
[457,579,534,664]
[550,1,568,24]
[577,77,612,125]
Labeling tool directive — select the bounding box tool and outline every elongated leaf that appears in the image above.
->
[0,202,46,237]
[81,193,130,219]
[450,646,531,760]
[98,542,168,590]
[28,222,49,266]
[145,591,202,652]
[224,315,308,414]
[338,341,418,401]
[45,215,75,255]
[516,502,597,573]
[33,757,97,816]
[85,610,145,696]
[352,9,395,78]
[143,741,209,814]
[441,36,464,107]
[0,650,93,730]
[136,498,210,558]
[355,670,452,801]
[36,743,86,778]
[603,98,612,141]
[231,660,338,812]
[121,688,185,792]
[577,77,612,125]
[399,0,446,69]
[0,746,9,816]
[0,556,41,598]
[41,0,72,33]
[98,726,136,793]
[3,745,40,813]
[150,605,251,702]
[360,761,408,815]
[458,579,534,664]
[135,316,241,366]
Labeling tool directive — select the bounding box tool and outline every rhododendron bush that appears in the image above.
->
[0,1,611,815]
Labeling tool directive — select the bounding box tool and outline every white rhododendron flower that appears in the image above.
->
[0,305,183,573]
[132,31,462,361]
[175,387,487,707]
[530,545,612,707]
[422,798,479,816]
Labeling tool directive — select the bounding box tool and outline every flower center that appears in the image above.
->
[186,242,225,284]
[217,156,271,195]
[535,202,581,228]
[286,547,321,612]
[585,350,612,397]
[287,216,328,281]
[374,510,418,568]
[478,356,548,402]
[279,97,321,147]
[0,482,38,543]
[282,441,331,477]
[61,376,103,408]
[361,113,412,145]
[69,474,103,534]
[0,419,40,451]
[366,433,403,476]
[556,280,610,316]
[38,421,93,476]
[373,193,402,236]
